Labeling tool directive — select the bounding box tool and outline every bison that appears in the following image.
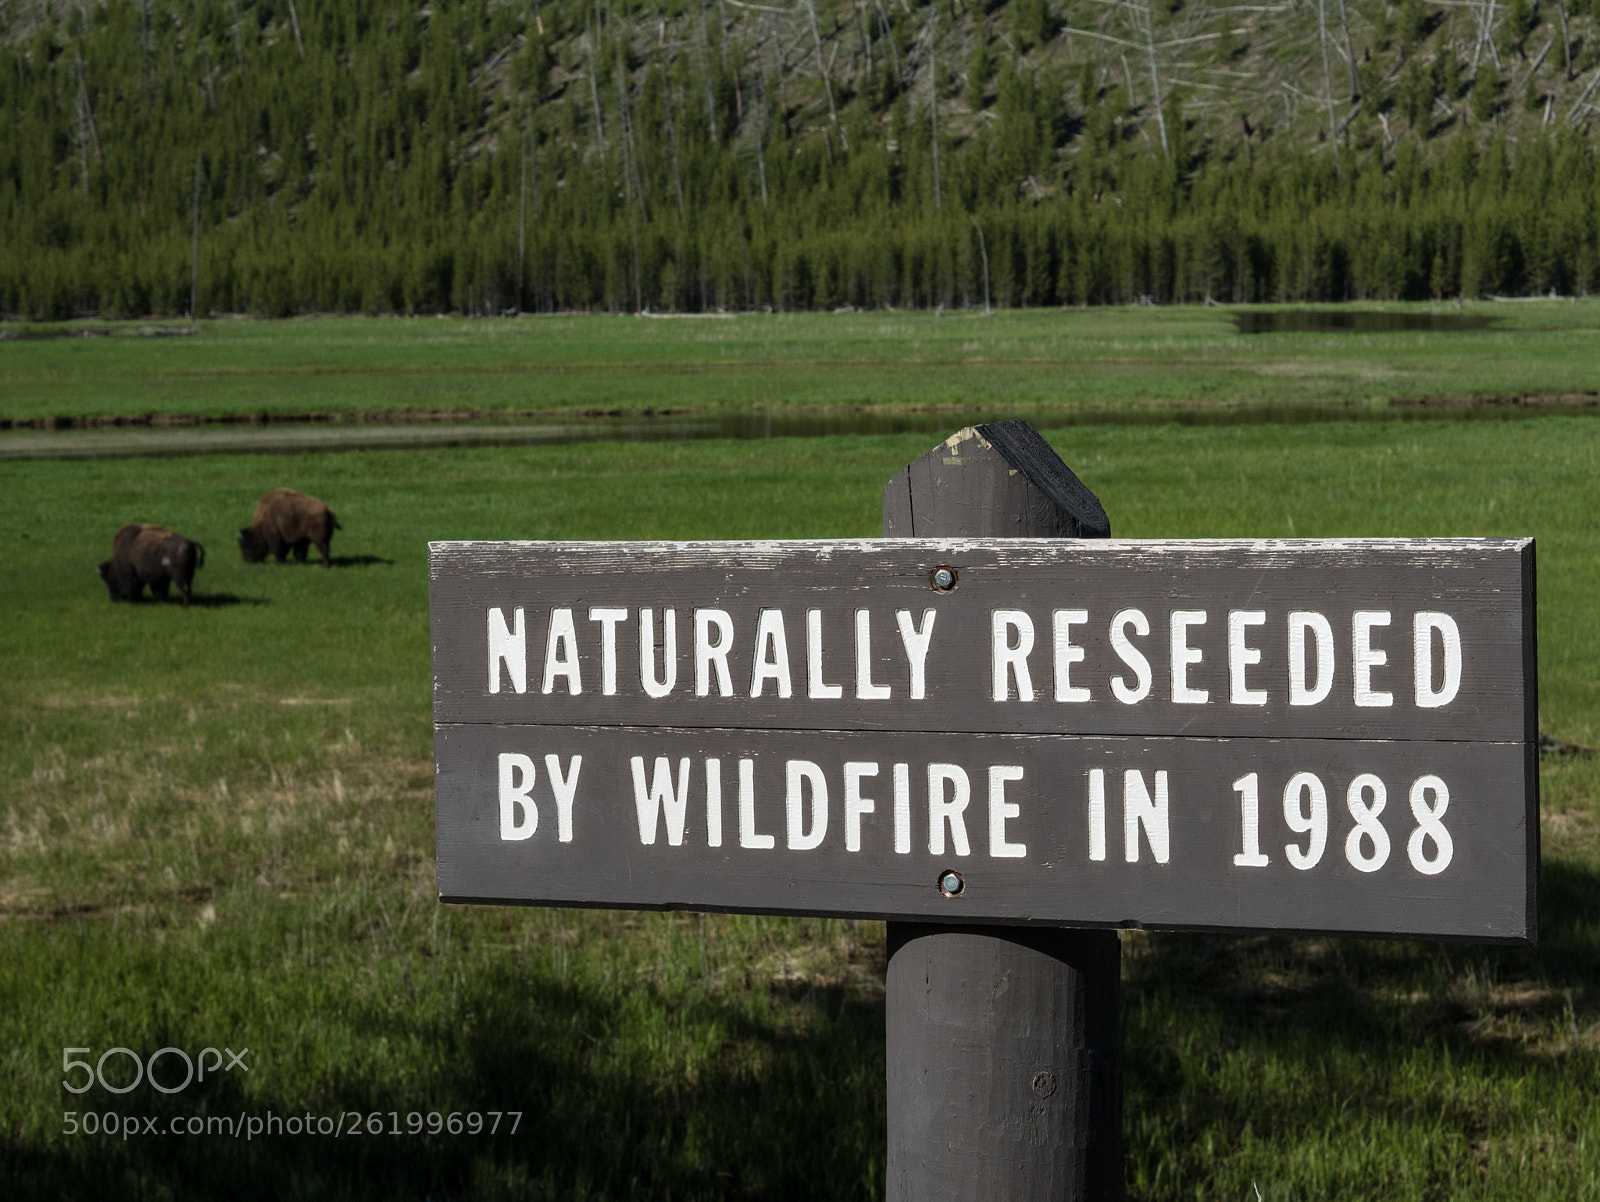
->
[97,524,206,609]
[238,488,341,568]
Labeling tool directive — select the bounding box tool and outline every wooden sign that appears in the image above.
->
[430,537,1536,941]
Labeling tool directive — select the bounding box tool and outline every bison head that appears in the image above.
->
[237,527,269,563]
[97,559,140,602]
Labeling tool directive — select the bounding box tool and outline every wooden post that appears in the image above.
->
[882,420,1123,1201]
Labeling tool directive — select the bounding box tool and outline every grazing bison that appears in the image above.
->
[238,488,341,568]
[97,524,206,609]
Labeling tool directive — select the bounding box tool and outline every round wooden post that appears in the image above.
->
[882,421,1124,1201]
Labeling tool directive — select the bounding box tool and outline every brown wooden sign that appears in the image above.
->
[430,537,1536,941]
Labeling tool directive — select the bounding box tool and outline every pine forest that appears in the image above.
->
[4,0,1600,317]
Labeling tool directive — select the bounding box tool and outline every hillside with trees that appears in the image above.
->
[3,0,1600,316]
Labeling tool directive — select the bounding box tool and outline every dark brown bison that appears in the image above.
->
[238,488,341,568]
[97,524,205,608]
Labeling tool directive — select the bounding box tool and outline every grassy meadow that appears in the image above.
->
[2,412,1599,1199]
[4,301,1600,426]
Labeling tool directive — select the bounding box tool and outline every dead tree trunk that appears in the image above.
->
[806,0,846,150]
[1336,0,1359,98]
[661,67,687,308]
[876,0,901,81]
[856,0,873,76]
[202,46,218,112]
[74,49,103,165]
[973,218,991,315]
[701,4,719,141]
[928,11,941,208]
[586,21,607,156]
[518,127,528,314]
[1318,0,1340,165]
[287,0,305,58]
[755,63,771,204]
[190,152,203,318]
[1137,0,1168,154]
[617,68,645,312]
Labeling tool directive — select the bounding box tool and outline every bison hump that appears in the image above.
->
[252,488,333,539]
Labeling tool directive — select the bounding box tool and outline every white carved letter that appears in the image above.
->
[695,609,735,697]
[541,608,582,695]
[630,755,691,846]
[497,753,537,841]
[1052,609,1091,702]
[1123,770,1170,864]
[738,758,775,850]
[544,754,582,843]
[927,764,972,857]
[807,609,844,699]
[1170,610,1209,704]
[1288,612,1334,706]
[1353,611,1394,707]
[855,611,891,700]
[1228,610,1267,705]
[1414,612,1462,708]
[488,607,526,694]
[895,609,937,700]
[750,609,794,698]
[992,610,1036,702]
[588,608,627,696]
[987,765,1027,859]
[1110,609,1152,704]
[785,760,829,851]
[844,762,878,853]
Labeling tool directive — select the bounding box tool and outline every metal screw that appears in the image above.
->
[931,566,957,591]
[939,870,965,896]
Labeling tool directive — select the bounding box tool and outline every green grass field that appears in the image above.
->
[4,301,1600,426]
[3,414,1599,1198]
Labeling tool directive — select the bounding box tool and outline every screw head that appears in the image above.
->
[939,870,965,897]
[931,566,957,592]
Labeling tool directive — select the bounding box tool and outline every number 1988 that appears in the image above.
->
[1232,771,1453,875]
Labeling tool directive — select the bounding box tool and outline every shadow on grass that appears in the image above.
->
[235,554,393,569]
[188,593,270,608]
[1,971,885,1201]
[1120,856,1600,1190]
[104,593,269,608]
[10,864,1588,1199]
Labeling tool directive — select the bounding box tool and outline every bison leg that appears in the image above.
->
[315,538,331,568]
[292,539,310,562]
[270,537,289,563]
[150,578,171,600]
